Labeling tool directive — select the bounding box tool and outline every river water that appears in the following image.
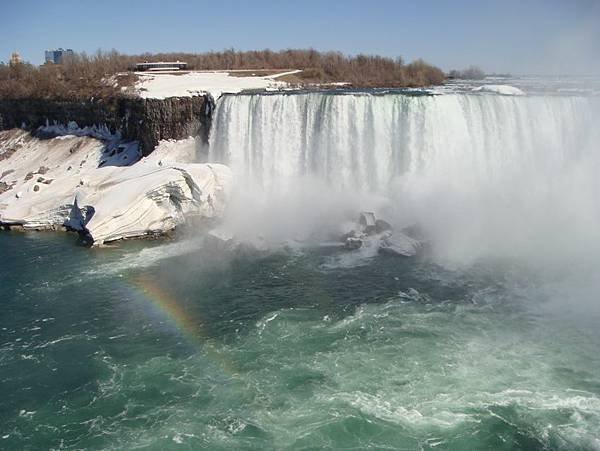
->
[2,83,600,449]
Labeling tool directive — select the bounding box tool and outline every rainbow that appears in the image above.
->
[128,273,237,375]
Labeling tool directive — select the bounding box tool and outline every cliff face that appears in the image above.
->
[129,97,213,154]
[0,95,213,155]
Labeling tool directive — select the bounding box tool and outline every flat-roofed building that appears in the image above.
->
[136,61,188,71]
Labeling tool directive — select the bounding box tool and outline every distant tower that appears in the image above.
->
[44,50,54,64]
[9,52,23,66]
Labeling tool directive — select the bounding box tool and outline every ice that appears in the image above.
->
[471,84,526,96]
[0,129,232,245]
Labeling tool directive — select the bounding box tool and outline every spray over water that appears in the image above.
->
[209,91,600,267]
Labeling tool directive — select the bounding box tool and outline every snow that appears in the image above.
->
[135,70,301,99]
[471,84,526,96]
[68,160,231,244]
[0,129,231,245]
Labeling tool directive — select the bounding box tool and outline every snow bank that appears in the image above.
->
[135,70,300,99]
[471,85,526,96]
[67,161,231,244]
[0,130,231,245]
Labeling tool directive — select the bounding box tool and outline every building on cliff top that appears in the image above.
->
[135,61,188,71]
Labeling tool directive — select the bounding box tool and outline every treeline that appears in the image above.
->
[0,50,135,100]
[448,66,486,80]
[0,49,446,100]
[137,49,446,87]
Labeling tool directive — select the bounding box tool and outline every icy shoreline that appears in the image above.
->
[0,129,231,245]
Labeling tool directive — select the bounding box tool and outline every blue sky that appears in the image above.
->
[1,0,599,74]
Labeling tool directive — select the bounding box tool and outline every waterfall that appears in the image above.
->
[209,93,597,190]
[208,92,600,261]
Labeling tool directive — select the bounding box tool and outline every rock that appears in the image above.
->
[401,224,427,242]
[375,219,392,234]
[340,213,397,252]
[359,212,377,233]
[205,227,236,250]
[205,227,270,256]
[379,233,422,257]
[339,213,422,257]
[0,95,213,155]
[236,236,269,255]
[345,236,363,250]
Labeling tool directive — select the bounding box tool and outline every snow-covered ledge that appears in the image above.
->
[0,129,231,245]
[135,69,301,99]
[66,161,231,245]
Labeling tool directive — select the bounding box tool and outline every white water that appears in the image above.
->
[209,92,600,263]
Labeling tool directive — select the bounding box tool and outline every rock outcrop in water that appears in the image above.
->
[342,212,422,257]
[0,95,213,155]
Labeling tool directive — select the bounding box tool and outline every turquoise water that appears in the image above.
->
[2,231,600,449]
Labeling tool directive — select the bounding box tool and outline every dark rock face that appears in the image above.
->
[129,96,213,155]
[0,95,213,156]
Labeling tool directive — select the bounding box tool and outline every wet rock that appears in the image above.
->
[375,218,392,234]
[340,212,424,257]
[359,212,377,233]
[401,224,427,241]
[379,233,422,257]
[345,236,363,250]
[205,227,235,250]
[205,228,269,256]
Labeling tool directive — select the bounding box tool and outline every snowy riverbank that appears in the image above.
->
[0,129,231,245]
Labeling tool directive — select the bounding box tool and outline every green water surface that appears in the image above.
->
[1,232,599,450]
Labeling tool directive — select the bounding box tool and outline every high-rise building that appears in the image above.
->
[9,52,23,66]
[44,48,74,64]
